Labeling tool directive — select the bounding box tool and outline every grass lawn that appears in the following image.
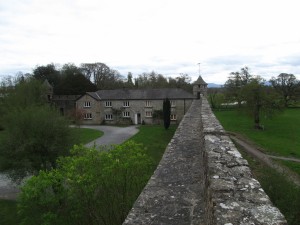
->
[71,127,103,145]
[214,108,300,158]
[126,125,177,164]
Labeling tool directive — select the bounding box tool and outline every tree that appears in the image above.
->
[81,62,124,89]
[270,73,300,107]
[240,77,284,129]
[224,67,252,107]
[0,78,74,181]
[55,63,97,95]
[18,142,154,225]
[33,64,61,93]
[163,98,171,130]
[0,105,74,182]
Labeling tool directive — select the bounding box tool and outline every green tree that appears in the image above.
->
[0,78,74,181]
[163,98,171,130]
[240,77,284,129]
[18,142,153,225]
[0,105,74,181]
[224,67,252,107]
[56,63,97,95]
[270,73,300,107]
[32,64,61,93]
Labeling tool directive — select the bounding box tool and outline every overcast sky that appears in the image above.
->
[1,0,300,84]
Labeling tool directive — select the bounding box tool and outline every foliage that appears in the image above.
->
[224,67,252,106]
[0,200,20,225]
[207,88,225,109]
[240,77,284,129]
[0,105,74,182]
[32,63,60,90]
[163,98,171,130]
[270,73,300,107]
[214,108,300,158]
[0,78,48,112]
[18,142,154,225]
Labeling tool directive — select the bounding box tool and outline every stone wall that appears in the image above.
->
[123,98,287,225]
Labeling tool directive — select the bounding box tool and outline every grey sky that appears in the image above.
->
[1,0,300,84]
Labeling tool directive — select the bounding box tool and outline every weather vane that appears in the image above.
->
[197,63,201,76]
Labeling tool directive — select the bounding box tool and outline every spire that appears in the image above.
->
[194,75,207,85]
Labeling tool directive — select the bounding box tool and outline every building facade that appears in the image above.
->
[76,88,196,125]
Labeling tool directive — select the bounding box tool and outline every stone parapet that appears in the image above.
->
[201,97,287,225]
[123,98,287,224]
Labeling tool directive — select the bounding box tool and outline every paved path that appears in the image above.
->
[82,125,139,147]
[0,125,140,200]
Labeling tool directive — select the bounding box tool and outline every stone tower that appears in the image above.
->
[43,79,53,102]
[193,75,207,99]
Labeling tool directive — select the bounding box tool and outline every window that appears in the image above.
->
[145,111,152,117]
[145,101,152,107]
[123,111,130,117]
[84,101,91,108]
[171,100,176,107]
[105,101,112,107]
[123,101,130,107]
[84,113,92,120]
[105,114,113,120]
[170,114,177,120]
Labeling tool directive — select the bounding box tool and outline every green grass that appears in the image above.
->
[126,125,177,164]
[71,127,103,145]
[214,108,300,158]
[277,160,300,176]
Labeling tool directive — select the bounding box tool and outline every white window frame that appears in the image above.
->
[105,101,112,107]
[123,111,130,117]
[145,100,152,107]
[84,101,91,108]
[123,101,130,107]
[170,114,177,120]
[145,111,152,117]
[84,113,92,120]
[105,114,113,120]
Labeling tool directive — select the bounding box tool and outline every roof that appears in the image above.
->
[194,76,207,85]
[85,88,195,100]
[52,95,81,101]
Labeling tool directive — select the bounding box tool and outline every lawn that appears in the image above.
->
[214,108,300,158]
[126,125,177,164]
[71,127,103,145]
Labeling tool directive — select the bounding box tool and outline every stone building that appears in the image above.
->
[193,75,207,98]
[76,88,196,125]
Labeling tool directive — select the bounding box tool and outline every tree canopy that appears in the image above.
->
[18,142,153,225]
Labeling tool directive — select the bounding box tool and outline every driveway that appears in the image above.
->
[82,125,140,147]
[0,125,140,200]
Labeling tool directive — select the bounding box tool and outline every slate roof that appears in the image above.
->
[86,88,195,100]
[194,76,207,85]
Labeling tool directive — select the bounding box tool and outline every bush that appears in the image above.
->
[18,141,154,225]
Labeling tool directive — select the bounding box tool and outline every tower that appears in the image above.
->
[193,75,207,99]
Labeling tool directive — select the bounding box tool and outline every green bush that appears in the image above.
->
[18,141,154,225]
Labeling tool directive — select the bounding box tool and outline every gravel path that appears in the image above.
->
[0,125,140,200]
